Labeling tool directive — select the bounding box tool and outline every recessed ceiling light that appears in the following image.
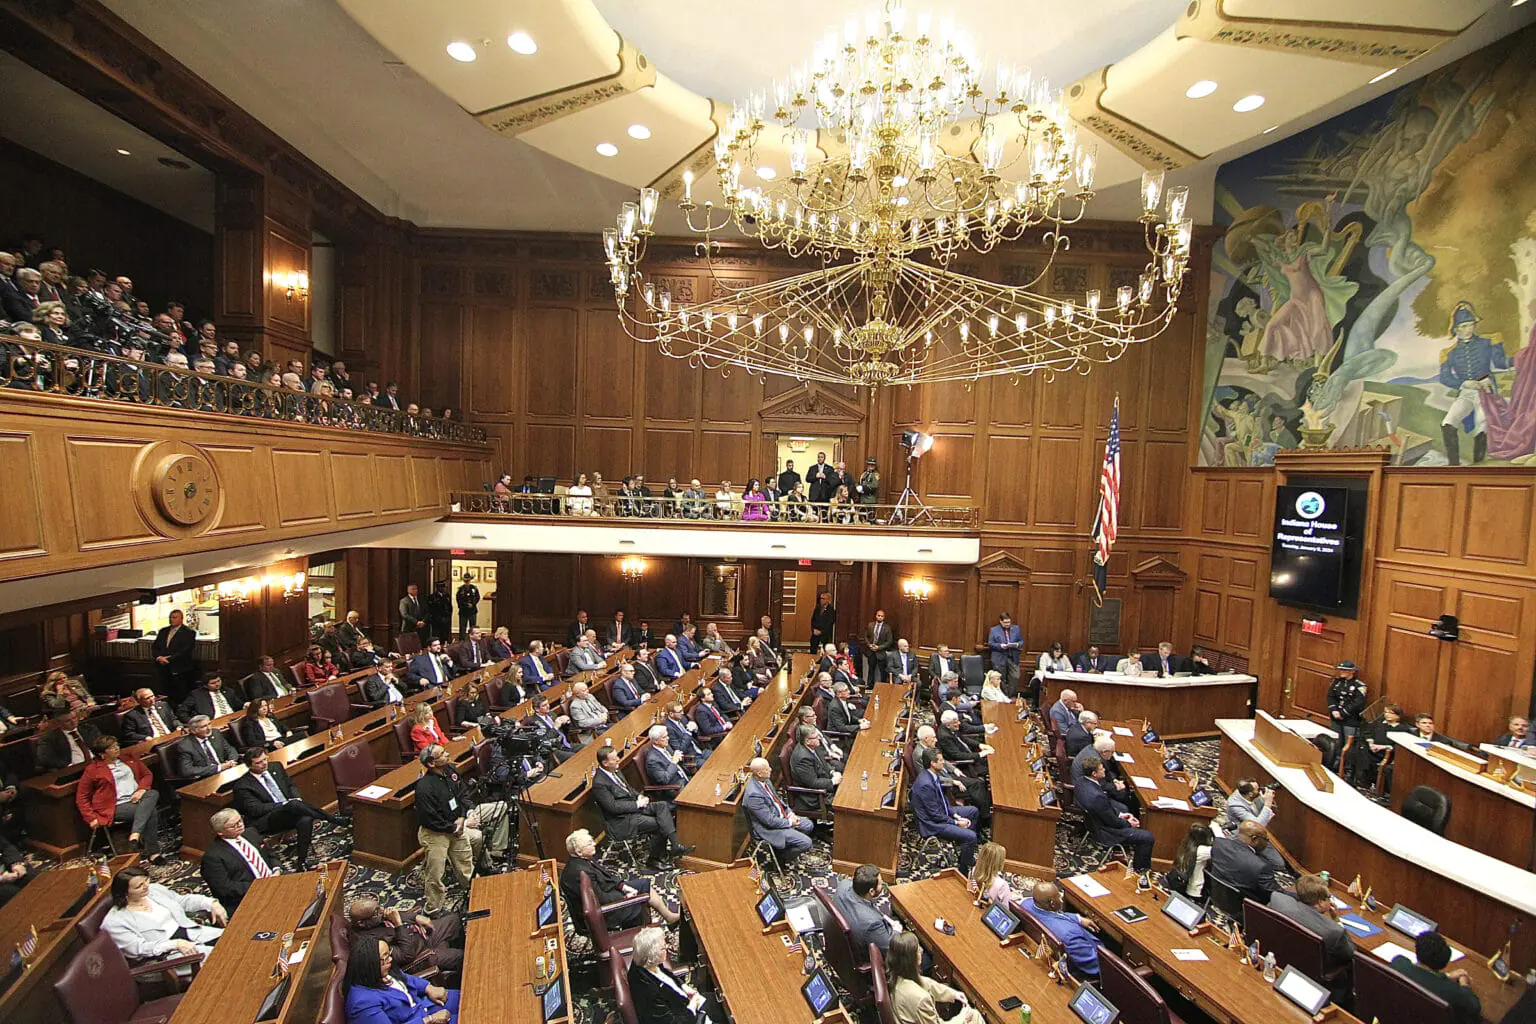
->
[1514,0,1528,7]
[757,166,777,180]
[627,124,651,140]
[507,31,537,55]
[1233,94,1266,113]
[1262,125,1279,134]
[446,41,476,62]
[595,142,619,157]
[1185,80,1218,99]
[116,148,131,155]
[1369,67,1398,84]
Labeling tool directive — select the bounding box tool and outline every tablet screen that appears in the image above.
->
[1068,982,1119,1024]
[801,970,836,1015]
[1161,892,1205,930]
[541,974,568,1021]
[1273,965,1329,1015]
[1385,904,1436,938]
[536,886,557,928]
[1189,789,1211,807]
[981,903,1019,939]
[756,890,784,927]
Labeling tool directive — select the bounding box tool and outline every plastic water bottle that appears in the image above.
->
[861,770,869,791]
[714,781,722,798]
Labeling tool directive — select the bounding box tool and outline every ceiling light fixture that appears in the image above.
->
[1262,125,1279,134]
[757,166,777,180]
[1185,80,1218,99]
[595,142,619,157]
[1233,94,1266,113]
[627,124,651,140]
[446,41,476,62]
[507,31,537,55]
[116,148,131,155]
[1369,67,1398,84]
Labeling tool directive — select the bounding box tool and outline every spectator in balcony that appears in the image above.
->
[589,471,612,515]
[742,479,770,521]
[567,472,594,516]
[827,484,856,524]
[856,458,880,512]
[783,482,816,523]
[197,320,217,345]
[244,349,265,377]
[134,300,151,318]
[660,477,682,516]
[329,360,352,391]
[4,266,41,322]
[374,381,401,410]
[714,480,738,519]
[681,479,707,519]
[64,275,89,322]
[114,276,136,304]
[37,260,65,303]
[33,301,70,347]
[615,476,638,516]
[307,363,330,393]
[214,340,241,375]
[164,301,192,343]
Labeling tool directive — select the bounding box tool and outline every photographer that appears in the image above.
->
[1224,777,1277,830]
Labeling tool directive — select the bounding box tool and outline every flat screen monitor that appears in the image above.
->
[801,969,837,1016]
[1161,892,1205,931]
[981,903,1019,939]
[756,888,784,927]
[1384,904,1436,938]
[1039,788,1058,807]
[1269,482,1364,615]
[1273,965,1330,1016]
[255,975,293,1022]
[1031,757,1046,773]
[540,974,568,1021]
[297,893,323,929]
[1189,788,1211,808]
[1068,982,1120,1024]
[536,885,557,929]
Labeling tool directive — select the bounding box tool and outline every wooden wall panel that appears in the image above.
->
[697,431,752,485]
[1037,371,1090,430]
[983,436,1032,524]
[924,434,975,499]
[468,306,518,417]
[581,315,633,419]
[200,444,267,537]
[644,346,699,422]
[272,449,331,526]
[1141,440,1188,530]
[581,427,634,480]
[1031,437,1082,526]
[988,376,1034,428]
[700,370,757,425]
[331,452,379,520]
[524,307,580,416]
[0,433,46,561]
[65,438,159,549]
[643,429,694,482]
[524,424,575,481]
[1462,483,1532,565]
[375,455,411,513]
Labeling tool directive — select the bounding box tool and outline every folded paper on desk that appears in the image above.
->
[1069,874,1111,898]
[1171,948,1209,961]
[1131,775,1157,789]
[1112,727,1134,737]
[354,784,392,800]
[1113,752,1133,763]
[786,902,818,935]
[1151,797,1190,810]
[1371,940,1463,964]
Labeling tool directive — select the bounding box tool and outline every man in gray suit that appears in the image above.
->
[642,726,691,793]
[886,638,920,687]
[742,757,814,863]
[834,864,899,955]
[399,584,427,646]
[1208,820,1286,906]
[1269,873,1354,973]
[565,631,606,676]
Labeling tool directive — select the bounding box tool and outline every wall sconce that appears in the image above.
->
[217,578,256,607]
[217,571,307,605]
[901,577,933,603]
[620,556,646,581]
[270,270,309,302]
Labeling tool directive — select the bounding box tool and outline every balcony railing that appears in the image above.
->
[450,490,980,530]
[1,338,487,444]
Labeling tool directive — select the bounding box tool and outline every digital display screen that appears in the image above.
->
[801,970,836,1014]
[541,974,568,1021]
[1189,789,1211,807]
[1385,904,1436,938]
[981,904,1019,939]
[536,886,556,928]
[1270,483,1362,613]
[1161,892,1205,931]
[1068,982,1119,1024]
[756,890,784,927]
[1273,965,1330,1015]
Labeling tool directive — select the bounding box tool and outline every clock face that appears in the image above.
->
[153,455,219,526]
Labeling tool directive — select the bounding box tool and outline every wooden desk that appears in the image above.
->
[1042,672,1255,740]
[830,683,910,879]
[888,870,1077,1022]
[1101,719,1218,870]
[0,855,136,1024]
[169,863,345,1024]
[1061,868,1367,1024]
[1218,718,1536,972]
[674,654,814,870]
[677,865,851,1024]
[348,728,483,871]
[1390,736,1535,872]
[984,705,1059,879]
[459,861,569,1024]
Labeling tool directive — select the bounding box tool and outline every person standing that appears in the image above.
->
[856,458,880,516]
[986,612,1022,696]
[151,609,198,701]
[454,573,480,637]
[426,582,453,644]
[864,608,894,683]
[415,746,478,913]
[809,591,837,654]
[400,584,427,647]
[805,451,832,504]
[1326,660,1368,775]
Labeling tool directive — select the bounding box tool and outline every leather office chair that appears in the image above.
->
[1243,899,1329,980]
[1204,873,1246,922]
[578,870,648,967]
[306,683,361,731]
[1352,948,1453,1024]
[319,966,348,1024]
[393,633,423,657]
[609,951,639,1024]
[54,931,201,1024]
[1098,948,1184,1024]
[327,741,397,810]
[327,912,353,964]
[959,654,984,695]
[810,885,872,1005]
[392,719,419,762]
[635,741,683,801]
[779,741,831,820]
[75,894,114,944]
[1400,785,1451,835]
[868,943,898,1024]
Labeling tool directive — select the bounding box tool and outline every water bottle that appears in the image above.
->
[714,781,722,798]
[861,770,869,792]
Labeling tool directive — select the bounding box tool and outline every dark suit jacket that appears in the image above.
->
[448,639,488,672]
[627,962,697,1024]
[35,723,102,771]
[178,682,248,722]
[937,723,981,764]
[603,622,634,648]
[170,731,238,779]
[1071,652,1114,673]
[1063,723,1094,757]
[199,828,267,910]
[886,649,919,680]
[232,716,293,750]
[231,765,301,825]
[242,670,293,703]
[692,703,730,743]
[120,702,180,744]
[592,770,647,838]
[609,675,643,711]
[824,697,861,736]
[788,744,835,814]
[1208,836,1285,904]
[911,769,963,836]
[151,624,197,673]
[559,856,642,928]
[1075,776,1139,841]
[360,673,406,707]
[406,652,453,689]
[1389,957,1482,1024]
[566,620,591,647]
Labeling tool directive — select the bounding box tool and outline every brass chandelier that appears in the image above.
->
[603,1,1193,388]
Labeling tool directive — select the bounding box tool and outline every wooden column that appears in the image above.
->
[214,172,312,369]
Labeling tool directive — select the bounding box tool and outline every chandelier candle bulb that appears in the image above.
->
[1117,286,1133,312]
[1086,290,1101,316]
[1141,169,1165,216]
[1166,185,1189,224]
[682,169,693,201]
[638,188,658,229]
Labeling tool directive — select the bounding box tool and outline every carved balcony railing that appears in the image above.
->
[449,490,980,531]
[0,338,487,444]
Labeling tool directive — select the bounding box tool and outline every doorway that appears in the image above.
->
[780,570,831,650]
[774,435,844,486]
[429,557,496,637]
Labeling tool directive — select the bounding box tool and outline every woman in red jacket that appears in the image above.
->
[300,645,339,687]
[76,736,165,862]
[408,701,448,754]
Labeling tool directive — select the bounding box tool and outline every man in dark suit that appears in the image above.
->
[927,645,958,691]
[1047,690,1082,735]
[559,828,678,929]
[937,710,991,776]
[1071,646,1113,673]
[642,726,692,793]
[1390,931,1482,1024]
[200,808,274,911]
[788,728,839,817]
[178,673,247,722]
[171,715,239,779]
[662,703,707,764]
[1208,820,1285,904]
[710,666,749,717]
[151,609,198,700]
[655,635,687,682]
[691,689,731,747]
[1075,754,1154,871]
[406,638,454,690]
[911,748,978,873]
[1063,710,1099,757]
[592,746,688,868]
[775,460,801,497]
[609,663,644,712]
[399,584,426,646]
[886,638,920,689]
[518,640,557,689]
[913,726,990,820]
[1494,715,1532,749]
[603,611,634,650]
[631,648,660,693]
[525,696,576,763]
[1269,874,1355,988]
[1145,641,1184,678]
[447,628,488,672]
[804,452,832,503]
[230,749,345,869]
[565,610,591,648]
[373,381,402,409]
[809,591,837,653]
[360,665,408,707]
[242,655,295,702]
[824,681,868,739]
[35,708,100,771]
[742,757,815,863]
[864,609,895,683]
[120,687,181,743]
[987,612,1023,694]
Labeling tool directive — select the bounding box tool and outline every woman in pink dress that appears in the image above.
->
[741,479,770,522]
[1258,230,1333,365]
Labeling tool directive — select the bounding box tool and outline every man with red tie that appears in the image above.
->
[742,757,815,864]
[200,808,276,911]
[692,689,732,748]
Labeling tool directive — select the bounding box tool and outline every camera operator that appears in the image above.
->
[1224,777,1277,831]
[476,716,548,796]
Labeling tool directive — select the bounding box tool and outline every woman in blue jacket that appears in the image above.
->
[344,937,458,1024]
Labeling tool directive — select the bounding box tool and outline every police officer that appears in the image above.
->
[454,572,481,637]
[1326,660,1368,777]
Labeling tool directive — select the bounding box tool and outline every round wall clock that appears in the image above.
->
[152,454,220,525]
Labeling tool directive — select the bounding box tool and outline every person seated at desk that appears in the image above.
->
[1073,735,1128,797]
[200,809,276,912]
[0,701,22,735]
[525,696,577,762]
[1187,647,1216,675]
[937,710,994,773]
[1031,642,1073,706]
[809,669,837,710]
[361,664,408,708]
[826,680,870,737]
[103,866,225,963]
[1020,880,1102,980]
[969,841,1022,907]
[741,637,772,691]
[178,672,246,722]
[497,664,534,708]
[593,745,690,868]
[886,931,982,1024]
[565,681,609,742]
[1208,820,1285,905]
[1047,689,1082,736]
[41,670,96,713]
[608,663,645,712]
[887,638,920,688]
[453,681,490,729]
[835,863,901,955]
[1167,822,1216,899]
[711,664,751,717]
[243,655,295,702]
[1075,754,1154,872]
[788,725,840,817]
[120,687,181,743]
[630,647,662,694]
[655,634,688,682]
[1224,777,1277,830]
[1114,648,1146,675]
[407,638,455,691]
[644,725,693,793]
[559,828,679,929]
[676,625,705,668]
[1353,703,1411,786]
[1494,714,1532,750]
[300,645,341,687]
[743,756,816,865]
[1063,709,1099,757]
[347,897,466,975]
[935,674,983,736]
[1146,641,1183,678]
[446,629,488,673]
[663,701,707,764]
[629,926,719,1024]
[1390,931,1482,1024]
[77,736,164,862]
[518,640,557,690]
[0,832,29,907]
[914,726,991,820]
[487,627,514,662]
[233,697,301,751]
[691,688,732,747]
[565,631,606,677]
[344,936,459,1024]
[979,669,1010,704]
[36,706,101,771]
[912,748,979,874]
[408,701,449,754]
[1071,646,1114,674]
[1269,873,1354,994]
[171,715,239,779]
[337,610,367,651]
[927,643,959,687]
[797,708,845,768]
[232,748,346,870]
[1410,712,1456,746]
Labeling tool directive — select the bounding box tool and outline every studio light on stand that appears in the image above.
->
[890,429,935,526]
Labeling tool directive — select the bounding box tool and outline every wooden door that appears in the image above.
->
[782,571,829,648]
[1283,620,1343,719]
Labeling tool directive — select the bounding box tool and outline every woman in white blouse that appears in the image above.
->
[566,473,594,516]
[103,866,226,962]
[714,480,738,519]
[979,669,1010,703]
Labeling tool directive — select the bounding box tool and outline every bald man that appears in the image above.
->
[1209,819,1286,905]
[1047,689,1081,735]
[346,896,465,973]
[1020,881,1102,979]
[741,757,814,863]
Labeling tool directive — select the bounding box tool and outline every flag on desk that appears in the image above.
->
[18,924,38,959]
[1091,397,1121,606]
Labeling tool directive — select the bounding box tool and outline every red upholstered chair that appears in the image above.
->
[328,913,352,964]
[327,741,398,810]
[609,951,638,1024]
[810,884,872,1005]
[1098,948,1185,1024]
[392,719,418,761]
[578,870,648,967]
[306,683,356,731]
[868,943,898,1024]
[393,633,423,657]
[75,891,114,944]
[1352,948,1452,1024]
[53,931,200,1024]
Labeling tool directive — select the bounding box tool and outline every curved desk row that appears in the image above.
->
[1042,671,1255,739]
[1388,735,1535,872]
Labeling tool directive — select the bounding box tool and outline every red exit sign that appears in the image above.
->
[1301,617,1326,635]
[797,559,813,567]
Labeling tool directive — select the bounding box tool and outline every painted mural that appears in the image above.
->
[1201,27,1536,467]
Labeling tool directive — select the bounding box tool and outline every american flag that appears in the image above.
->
[1091,398,1121,607]
[18,924,38,959]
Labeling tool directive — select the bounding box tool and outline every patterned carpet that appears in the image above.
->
[19,735,1275,1024]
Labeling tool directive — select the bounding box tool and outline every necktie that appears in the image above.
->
[259,771,283,803]
[202,739,216,764]
[608,770,631,795]
[233,836,274,878]
[934,772,951,817]
[150,708,168,737]
[764,781,788,817]
[212,691,231,716]
[270,672,289,696]
[68,732,85,762]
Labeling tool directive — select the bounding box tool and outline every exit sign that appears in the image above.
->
[798,559,813,567]
[1301,617,1326,635]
